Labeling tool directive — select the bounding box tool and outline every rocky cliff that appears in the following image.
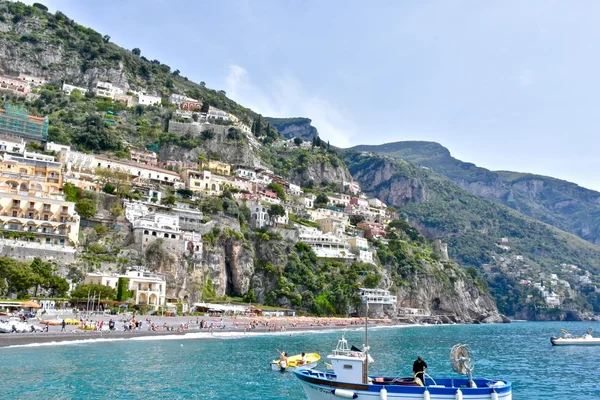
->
[265,117,319,141]
[160,124,262,167]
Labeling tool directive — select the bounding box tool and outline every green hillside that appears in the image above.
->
[343,151,600,274]
[351,141,600,246]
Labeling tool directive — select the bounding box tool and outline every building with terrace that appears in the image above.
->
[298,226,353,259]
[0,153,80,252]
[129,147,158,166]
[84,267,167,309]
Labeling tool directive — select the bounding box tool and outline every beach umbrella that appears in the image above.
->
[20,301,41,309]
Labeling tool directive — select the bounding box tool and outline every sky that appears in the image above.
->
[27,0,600,190]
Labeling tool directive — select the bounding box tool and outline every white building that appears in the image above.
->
[249,201,271,229]
[45,142,71,154]
[168,93,193,105]
[368,198,386,209]
[344,181,361,195]
[62,82,88,96]
[543,292,561,307]
[59,150,183,188]
[132,212,202,257]
[206,106,229,121]
[298,226,353,259]
[304,194,316,209]
[357,250,375,264]
[23,151,55,162]
[235,168,257,181]
[135,94,162,106]
[0,137,26,154]
[306,208,349,226]
[329,193,352,207]
[287,183,303,196]
[93,81,124,98]
[84,267,167,309]
[346,236,369,251]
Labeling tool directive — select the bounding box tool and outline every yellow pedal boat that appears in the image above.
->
[270,353,320,371]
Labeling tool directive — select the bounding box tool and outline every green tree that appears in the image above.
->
[294,137,303,146]
[266,182,286,201]
[161,195,176,206]
[103,35,110,43]
[349,215,365,226]
[63,183,79,202]
[116,277,132,301]
[268,204,286,218]
[102,183,116,194]
[201,128,215,140]
[132,48,141,56]
[71,283,116,300]
[69,89,83,102]
[243,288,257,303]
[315,194,329,207]
[76,198,97,218]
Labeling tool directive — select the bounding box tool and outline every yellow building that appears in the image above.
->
[200,160,231,176]
[180,169,232,196]
[0,153,63,196]
[0,154,80,246]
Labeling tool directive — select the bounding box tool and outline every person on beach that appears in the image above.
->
[61,319,66,332]
[413,356,428,386]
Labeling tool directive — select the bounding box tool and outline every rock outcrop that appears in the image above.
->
[265,117,319,141]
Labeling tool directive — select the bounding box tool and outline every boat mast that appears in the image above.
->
[364,299,369,384]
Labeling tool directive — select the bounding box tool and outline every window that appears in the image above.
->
[152,231,157,236]
[164,233,169,238]
[144,230,149,235]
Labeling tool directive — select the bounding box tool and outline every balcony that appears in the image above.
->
[11,203,21,209]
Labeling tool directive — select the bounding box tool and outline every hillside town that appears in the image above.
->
[0,75,402,314]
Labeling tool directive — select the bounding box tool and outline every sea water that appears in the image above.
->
[2,321,599,399]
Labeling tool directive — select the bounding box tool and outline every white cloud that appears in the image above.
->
[224,64,356,147]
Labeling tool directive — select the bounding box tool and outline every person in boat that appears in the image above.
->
[413,356,428,386]
[276,349,288,371]
[298,352,307,365]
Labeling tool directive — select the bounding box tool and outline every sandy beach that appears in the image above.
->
[0,314,400,348]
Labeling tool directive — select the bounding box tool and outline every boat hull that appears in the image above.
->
[551,337,600,346]
[294,370,512,400]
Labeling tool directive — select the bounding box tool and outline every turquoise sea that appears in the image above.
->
[2,321,599,399]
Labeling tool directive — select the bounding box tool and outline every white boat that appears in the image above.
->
[551,328,600,346]
[293,288,512,400]
[0,317,30,333]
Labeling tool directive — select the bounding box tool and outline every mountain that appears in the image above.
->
[0,1,503,321]
[343,151,600,316]
[344,151,600,272]
[350,141,600,246]
[264,117,319,141]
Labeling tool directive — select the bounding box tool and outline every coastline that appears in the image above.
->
[0,316,413,348]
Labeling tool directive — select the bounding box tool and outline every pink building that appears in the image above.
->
[0,76,31,96]
[357,221,387,239]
